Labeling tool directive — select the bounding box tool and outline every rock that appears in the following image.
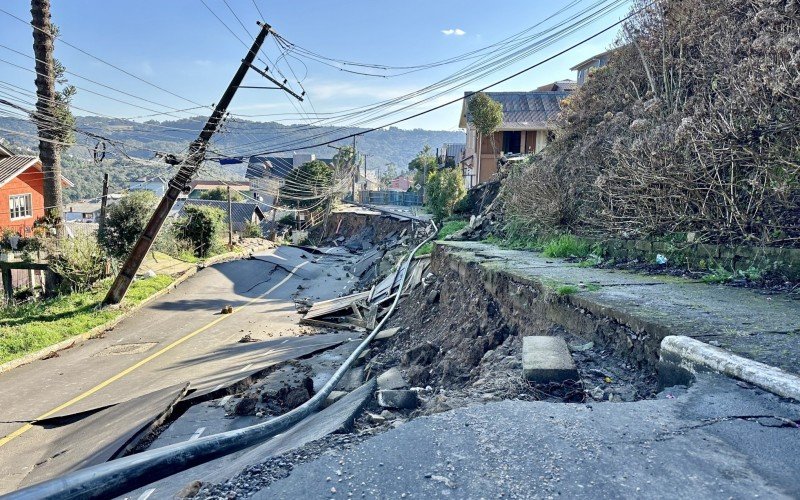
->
[367,412,386,423]
[221,305,234,314]
[522,336,579,384]
[283,386,312,409]
[426,289,440,304]
[323,391,348,408]
[336,366,364,391]
[374,327,400,340]
[377,389,419,410]
[176,480,203,498]
[234,396,258,416]
[377,367,407,390]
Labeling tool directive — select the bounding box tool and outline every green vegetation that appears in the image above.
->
[279,160,334,209]
[467,92,503,156]
[701,265,763,284]
[426,167,466,220]
[0,275,172,364]
[556,285,579,296]
[99,190,157,258]
[174,205,226,257]
[541,235,593,259]
[48,234,108,292]
[414,219,469,256]
[242,220,263,238]
[198,187,244,202]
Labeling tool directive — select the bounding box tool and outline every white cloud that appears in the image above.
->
[442,28,465,36]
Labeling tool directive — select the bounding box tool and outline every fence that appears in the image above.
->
[358,190,422,206]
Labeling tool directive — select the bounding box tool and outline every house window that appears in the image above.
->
[9,193,33,220]
[502,131,521,154]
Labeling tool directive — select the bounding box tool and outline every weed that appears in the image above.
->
[556,285,579,296]
[701,266,733,284]
[415,242,433,257]
[541,235,592,258]
[416,220,468,257]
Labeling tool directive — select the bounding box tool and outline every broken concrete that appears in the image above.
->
[377,367,407,390]
[377,389,419,410]
[522,336,579,384]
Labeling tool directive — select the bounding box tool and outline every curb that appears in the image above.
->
[0,244,273,375]
[659,335,800,402]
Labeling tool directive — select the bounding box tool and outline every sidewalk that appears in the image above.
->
[437,241,800,377]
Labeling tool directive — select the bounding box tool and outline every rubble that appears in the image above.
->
[377,389,419,410]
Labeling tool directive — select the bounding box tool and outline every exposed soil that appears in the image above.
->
[364,268,658,416]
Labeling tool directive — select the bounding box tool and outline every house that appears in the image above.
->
[570,49,613,86]
[245,153,333,206]
[437,143,466,168]
[459,90,568,186]
[129,176,167,197]
[0,143,73,235]
[388,175,413,192]
[64,201,102,223]
[188,180,251,199]
[176,199,266,233]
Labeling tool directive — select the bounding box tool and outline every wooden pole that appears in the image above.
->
[98,172,109,235]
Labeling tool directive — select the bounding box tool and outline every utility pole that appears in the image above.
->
[361,153,370,203]
[98,172,109,235]
[227,185,233,247]
[30,0,64,236]
[104,22,290,305]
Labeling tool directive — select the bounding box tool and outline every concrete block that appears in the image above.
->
[377,367,407,390]
[522,336,579,384]
[377,389,418,409]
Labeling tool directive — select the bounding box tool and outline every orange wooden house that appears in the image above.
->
[0,143,72,236]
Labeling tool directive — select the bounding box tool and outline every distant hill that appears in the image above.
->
[0,116,464,201]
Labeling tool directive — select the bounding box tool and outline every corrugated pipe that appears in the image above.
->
[4,220,438,500]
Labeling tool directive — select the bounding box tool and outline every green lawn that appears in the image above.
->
[0,275,173,364]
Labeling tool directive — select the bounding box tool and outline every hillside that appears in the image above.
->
[0,116,464,200]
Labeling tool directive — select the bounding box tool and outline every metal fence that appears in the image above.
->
[358,190,422,206]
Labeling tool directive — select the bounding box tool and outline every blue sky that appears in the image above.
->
[0,0,629,131]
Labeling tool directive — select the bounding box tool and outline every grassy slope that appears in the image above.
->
[416,220,469,256]
[0,275,173,364]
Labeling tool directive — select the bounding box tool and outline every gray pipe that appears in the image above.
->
[4,220,437,500]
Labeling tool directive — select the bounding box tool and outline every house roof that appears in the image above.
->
[0,155,73,189]
[459,91,569,130]
[569,49,615,71]
[189,180,250,191]
[536,80,578,92]
[0,142,13,160]
[178,198,266,232]
[131,176,167,184]
[246,156,294,180]
[66,201,102,213]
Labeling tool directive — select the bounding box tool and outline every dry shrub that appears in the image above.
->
[506,0,800,245]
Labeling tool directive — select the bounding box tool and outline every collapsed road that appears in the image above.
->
[0,245,371,495]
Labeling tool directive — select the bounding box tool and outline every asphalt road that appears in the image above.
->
[263,374,800,498]
[0,246,358,494]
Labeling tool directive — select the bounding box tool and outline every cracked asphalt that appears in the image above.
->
[262,374,800,498]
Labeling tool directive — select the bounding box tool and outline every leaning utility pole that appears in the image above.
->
[31,0,64,235]
[104,22,291,305]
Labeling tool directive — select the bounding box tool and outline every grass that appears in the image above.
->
[556,285,580,296]
[541,234,592,258]
[0,275,173,364]
[415,219,469,256]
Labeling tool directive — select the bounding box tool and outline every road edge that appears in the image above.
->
[659,335,800,402]
[0,244,272,375]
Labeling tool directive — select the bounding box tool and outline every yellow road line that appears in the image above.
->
[0,260,308,448]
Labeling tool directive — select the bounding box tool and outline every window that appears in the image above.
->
[502,131,521,154]
[9,193,32,220]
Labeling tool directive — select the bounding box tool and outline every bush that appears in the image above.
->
[153,219,195,258]
[99,191,156,258]
[48,234,109,292]
[242,220,263,238]
[278,214,296,226]
[426,167,466,221]
[505,0,800,246]
[199,187,244,202]
[174,205,226,257]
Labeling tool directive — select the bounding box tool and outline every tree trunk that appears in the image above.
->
[31,0,64,237]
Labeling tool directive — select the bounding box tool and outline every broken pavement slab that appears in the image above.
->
[522,336,579,384]
[377,389,419,410]
[437,241,800,379]
[20,384,188,488]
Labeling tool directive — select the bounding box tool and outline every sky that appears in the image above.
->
[0,0,630,132]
